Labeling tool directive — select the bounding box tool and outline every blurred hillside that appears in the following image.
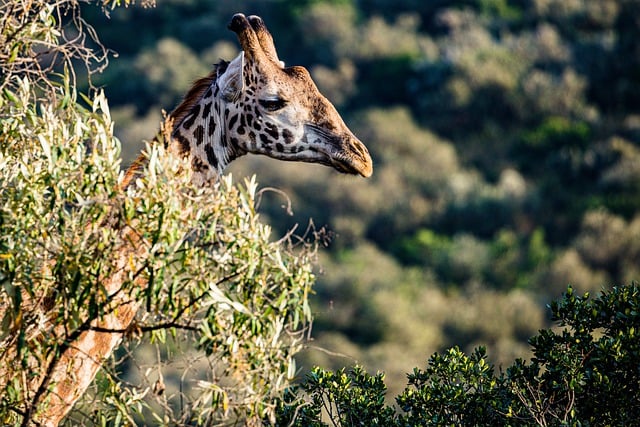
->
[84,0,640,396]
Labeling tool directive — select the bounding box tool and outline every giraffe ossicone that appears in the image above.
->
[128,13,373,187]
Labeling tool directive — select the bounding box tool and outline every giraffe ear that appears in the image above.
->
[218,51,245,102]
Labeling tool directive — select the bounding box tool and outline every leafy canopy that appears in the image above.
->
[0,1,317,425]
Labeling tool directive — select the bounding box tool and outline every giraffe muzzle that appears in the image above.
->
[305,124,373,177]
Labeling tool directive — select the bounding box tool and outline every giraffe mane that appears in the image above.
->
[169,61,228,130]
[121,61,228,189]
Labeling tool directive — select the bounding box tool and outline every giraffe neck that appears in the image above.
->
[169,62,245,185]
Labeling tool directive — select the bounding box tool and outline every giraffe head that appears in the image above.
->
[171,14,372,182]
[225,13,372,177]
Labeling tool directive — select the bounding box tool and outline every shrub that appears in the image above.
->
[274,284,640,426]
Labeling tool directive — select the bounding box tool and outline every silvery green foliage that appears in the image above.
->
[0,2,316,425]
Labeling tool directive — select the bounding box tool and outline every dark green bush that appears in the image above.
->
[275,284,640,426]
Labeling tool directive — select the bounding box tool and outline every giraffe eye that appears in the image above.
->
[259,98,287,112]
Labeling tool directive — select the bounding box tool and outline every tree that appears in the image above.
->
[0,1,316,425]
[275,284,640,426]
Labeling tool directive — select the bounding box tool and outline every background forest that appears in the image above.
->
[84,0,640,396]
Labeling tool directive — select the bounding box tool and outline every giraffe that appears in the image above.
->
[27,13,372,426]
[123,13,372,188]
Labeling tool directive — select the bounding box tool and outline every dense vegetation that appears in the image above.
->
[1,1,316,424]
[2,0,639,424]
[83,0,640,397]
[274,284,640,426]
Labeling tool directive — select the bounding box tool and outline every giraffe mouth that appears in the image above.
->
[305,124,373,177]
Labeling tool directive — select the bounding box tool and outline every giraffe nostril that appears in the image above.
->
[353,140,369,161]
[348,136,373,177]
[333,135,373,178]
